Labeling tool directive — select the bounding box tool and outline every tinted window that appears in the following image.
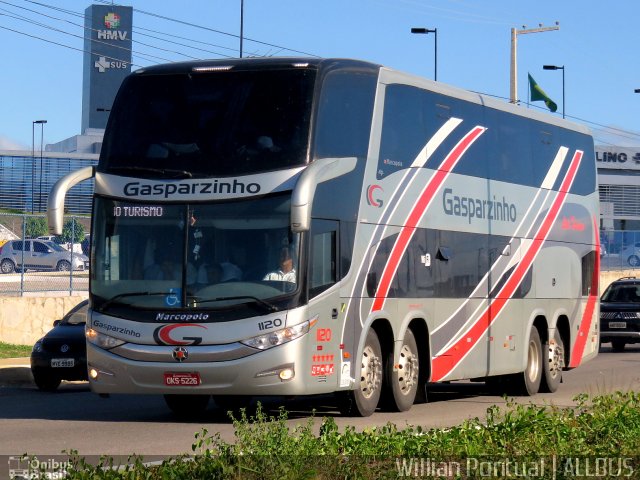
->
[314,71,377,160]
[101,68,316,177]
[33,241,48,253]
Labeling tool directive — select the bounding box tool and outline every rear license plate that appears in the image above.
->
[609,321,627,329]
[51,358,75,368]
[164,372,201,386]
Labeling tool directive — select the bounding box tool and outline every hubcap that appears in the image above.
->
[397,344,418,395]
[547,340,564,378]
[360,345,381,399]
[527,340,540,383]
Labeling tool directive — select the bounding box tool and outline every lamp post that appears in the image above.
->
[410,27,438,81]
[31,120,46,213]
[239,0,244,58]
[35,120,47,212]
[543,64,565,118]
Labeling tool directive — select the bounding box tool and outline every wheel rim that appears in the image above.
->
[547,340,564,379]
[397,343,418,395]
[58,261,70,271]
[630,256,639,267]
[359,345,381,399]
[1,261,12,273]
[527,339,540,383]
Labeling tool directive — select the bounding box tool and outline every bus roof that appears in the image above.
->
[131,57,591,137]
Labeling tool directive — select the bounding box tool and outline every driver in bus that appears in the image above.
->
[263,247,296,283]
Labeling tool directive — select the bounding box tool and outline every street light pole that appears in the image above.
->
[37,120,47,213]
[510,23,559,104]
[31,120,46,213]
[543,65,565,118]
[239,0,244,58]
[411,27,438,81]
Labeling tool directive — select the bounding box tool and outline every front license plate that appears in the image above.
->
[164,372,201,386]
[609,321,627,329]
[51,358,74,368]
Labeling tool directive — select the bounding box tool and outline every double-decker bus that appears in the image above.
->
[48,58,599,417]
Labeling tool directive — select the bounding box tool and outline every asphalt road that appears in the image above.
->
[0,344,638,459]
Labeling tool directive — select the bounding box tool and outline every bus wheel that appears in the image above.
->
[163,394,210,418]
[512,327,542,396]
[337,329,382,417]
[383,329,419,412]
[540,330,564,393]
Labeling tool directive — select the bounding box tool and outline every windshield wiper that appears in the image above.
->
[193,295,278,313]
[99,291,176,310]
[107,166,193,179]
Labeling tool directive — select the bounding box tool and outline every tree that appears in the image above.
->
[60,219,85,244]
[25,216,48,239]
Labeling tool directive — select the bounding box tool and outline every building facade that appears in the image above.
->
[0,150,97,215]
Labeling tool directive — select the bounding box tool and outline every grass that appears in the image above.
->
[0,341,32,358]
[27,391,640,479]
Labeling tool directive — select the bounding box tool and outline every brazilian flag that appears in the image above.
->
[528,73,557,112]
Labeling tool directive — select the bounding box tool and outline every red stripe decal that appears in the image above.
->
[569,216,600,367]
[371,126,486,312]
[431,150,583,381]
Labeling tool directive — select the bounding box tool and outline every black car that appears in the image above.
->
[600,277,640,352]
[30,300,88,391]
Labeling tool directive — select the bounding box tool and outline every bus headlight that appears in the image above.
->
[241,317,317,350]
[86,328,125,350]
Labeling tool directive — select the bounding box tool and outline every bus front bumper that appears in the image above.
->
[86,340,328,396]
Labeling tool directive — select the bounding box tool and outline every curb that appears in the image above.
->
[0,358,33,387]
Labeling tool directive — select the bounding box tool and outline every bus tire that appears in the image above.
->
[540,330,564,393]
[337,329,382,417]
[383,329,419,412]
[163,394,210,418]
[512,327,542,396]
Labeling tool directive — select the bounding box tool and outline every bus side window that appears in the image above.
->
[309,220,338,299]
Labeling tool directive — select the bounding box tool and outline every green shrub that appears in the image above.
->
[31,392,640,479]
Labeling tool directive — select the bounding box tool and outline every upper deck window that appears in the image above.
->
[99,68,315,177]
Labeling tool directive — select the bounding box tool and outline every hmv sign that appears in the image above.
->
[595,147,640,171]
[82,4,133,132]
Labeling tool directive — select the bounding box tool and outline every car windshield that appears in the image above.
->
[601,284,640,303]
[91,194,300,314]
[63,303,88,325]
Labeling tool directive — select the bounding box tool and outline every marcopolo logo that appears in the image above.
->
[123,180,261,198]
[442,187,517,224]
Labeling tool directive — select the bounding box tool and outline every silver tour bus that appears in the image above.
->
[48,58,599,416]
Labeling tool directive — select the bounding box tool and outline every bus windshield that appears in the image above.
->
[91,194,300,313]
[99,68,315,177]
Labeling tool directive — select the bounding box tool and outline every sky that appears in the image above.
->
[0,0,639,151]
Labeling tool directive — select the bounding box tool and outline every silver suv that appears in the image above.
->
[0,239,89,273]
